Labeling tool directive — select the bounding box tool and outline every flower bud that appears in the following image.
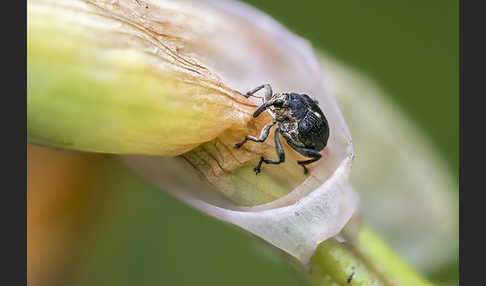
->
[28,0,359,264]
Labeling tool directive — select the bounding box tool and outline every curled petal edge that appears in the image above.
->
[122,154,358,264]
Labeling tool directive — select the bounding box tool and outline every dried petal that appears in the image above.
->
[110,0,358,263]
[28,0,256,155]
[28,0,359,264]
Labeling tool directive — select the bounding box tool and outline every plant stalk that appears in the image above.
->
[310,224,435,286]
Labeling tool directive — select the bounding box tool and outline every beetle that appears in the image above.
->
[234,84,330,175]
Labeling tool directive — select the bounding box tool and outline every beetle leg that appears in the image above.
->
[234,121,277,149]
[287,144,322,174]
[246,85,286,118]
[252,101,271,118]
[254,127,285,175]
[244,84,273,101]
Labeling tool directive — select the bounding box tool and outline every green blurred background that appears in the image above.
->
[27,1,458,286]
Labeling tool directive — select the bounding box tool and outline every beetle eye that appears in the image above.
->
[273,99,285,107]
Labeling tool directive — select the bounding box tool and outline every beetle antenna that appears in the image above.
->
[241,92,265,103]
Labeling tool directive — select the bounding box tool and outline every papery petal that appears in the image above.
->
[115,0,359,264]
[29,0,359,264]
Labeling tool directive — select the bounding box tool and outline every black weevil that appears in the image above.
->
[235,84,329,175]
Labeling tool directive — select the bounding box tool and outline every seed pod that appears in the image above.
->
[28,0,358,264]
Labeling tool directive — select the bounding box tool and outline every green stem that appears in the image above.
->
[310,224,435,286]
